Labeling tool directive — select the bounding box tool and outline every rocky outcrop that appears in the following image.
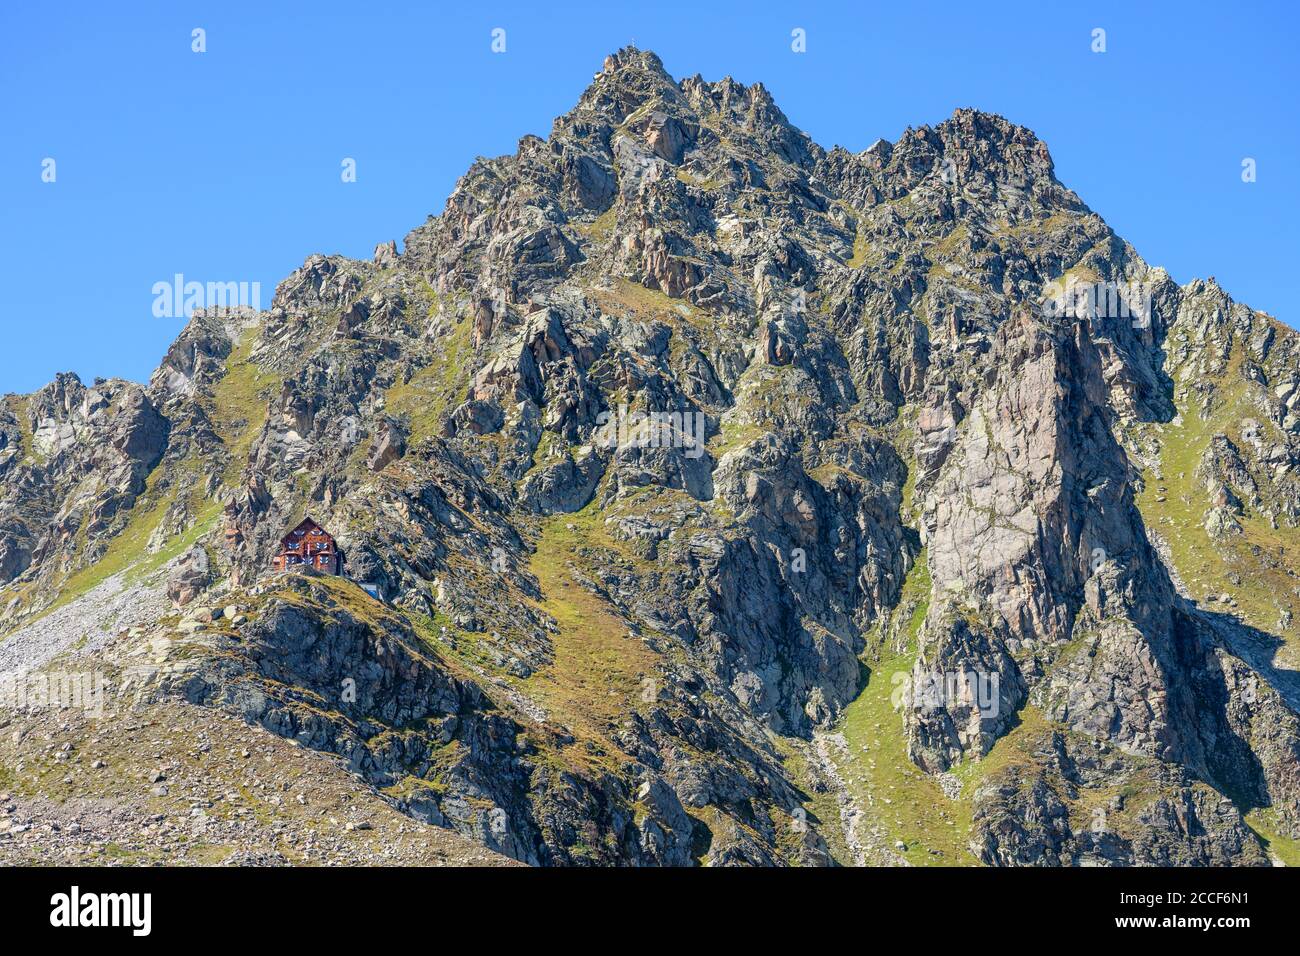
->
[166,545,211,607]
[0,373,167,609]
[159,574,695,866]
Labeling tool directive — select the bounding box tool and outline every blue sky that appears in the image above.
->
[1,0,1296,394]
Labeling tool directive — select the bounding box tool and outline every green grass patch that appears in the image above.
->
[574,205,617,242]
[209,328,281,486]
[1134,366,1300,656]
[1246,808,1300,866]
[834,648,978,865]
[385,313,473,443]
[517,508,661,771]
[770,737,852,865]
[828,552,979,864]
[3,394,39,464]
[845,223,870,269]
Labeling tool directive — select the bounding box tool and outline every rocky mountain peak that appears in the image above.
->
[600,44,669,79]
[3,50,1299,869]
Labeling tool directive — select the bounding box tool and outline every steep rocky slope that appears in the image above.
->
[2,47,1299,866]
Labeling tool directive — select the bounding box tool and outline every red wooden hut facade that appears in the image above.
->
[272,518,344,575]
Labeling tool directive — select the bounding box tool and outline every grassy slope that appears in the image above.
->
[210,328,281,485]
[825,555,984,865]
[519,505,661,773]
[1134,359,1300,664]
[384,308,473,444]
[1245,808,1300,865]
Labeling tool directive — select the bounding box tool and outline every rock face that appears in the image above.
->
[0,373,167,599]
[166,546,211,607]
[3,47,1300,867]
